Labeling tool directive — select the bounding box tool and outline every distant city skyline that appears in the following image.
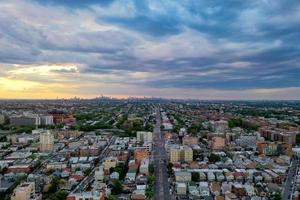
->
[0,0,300,99]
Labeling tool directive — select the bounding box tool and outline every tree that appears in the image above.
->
[147,175,155,186]
[75,167,81,172]
[272,192,281,200]
[48,177,60,194]
[208,154,221,163]
[146,187,155,199]
[191,172,200,182]
[106,195,118,200]
[111,180,123,195]
[167,163,173,175]
[49,190,68,200]
[149,163,154,174]
[296,134,300,144]
[111,163,128,180]
[193,150,203,161]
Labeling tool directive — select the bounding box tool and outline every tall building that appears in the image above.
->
[136,131,153,142]
[182,135,198,145]
[169,145,193,163]
[0,114,5,124]
[257,141,292,156]
[40,115,54,126]
[210,120,228,133]
[210,137,226,150]
[39,130,54,152]
[10,115,41,126]
[11,182,38,200]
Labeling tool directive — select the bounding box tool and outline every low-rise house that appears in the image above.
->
[225,192,238,200]
[199,182,210,197]
[210,182,221,196]
[95,166,104,182]
[110,172,120,180]
[199,172,207,181]
[67,191,105,200]
[189,183,200,197]
[139,159,149,175]
[225,172,234,181]
[207,172,215,182]
[46,162,67,171]
[244,184,255,196]
[221,182,231,194]
[232,183,246,198]
[175,171,191,182]
[176,182,187,195]
[125,169,137,183]
[131,189,146,200]
[216,172,225,182]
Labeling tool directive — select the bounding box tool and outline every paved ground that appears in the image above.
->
[282,157,299,200]
[153,109,171,200]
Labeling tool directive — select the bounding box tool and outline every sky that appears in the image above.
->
[0,0,300,100]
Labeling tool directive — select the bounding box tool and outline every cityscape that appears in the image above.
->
[1,0,300,200]
[0,99,299,200]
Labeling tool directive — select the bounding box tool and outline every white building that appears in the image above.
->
[139,159,149,175]
[95,166,104,182]
[137,131,153,142]
[40,115,54,126]
[176,182,187,195]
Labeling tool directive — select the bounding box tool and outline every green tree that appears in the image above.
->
[272,192,281,200]
[111,163,128,180]
[147,175,155,186]
[111,180,123,195]
[167,163,173,175]
[191,172,200,182]
[48,177,60,194]
[296,134,300,144]
[149,163,155,174]
[49,190,68,200]
[106,195,118,200]
[208,154,221,163]
[146,187,155,199]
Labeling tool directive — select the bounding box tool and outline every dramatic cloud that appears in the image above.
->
[0,0,300,99]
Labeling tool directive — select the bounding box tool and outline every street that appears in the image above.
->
[153,109,171,200]
[282,157,299,200]
[72,136,116,193]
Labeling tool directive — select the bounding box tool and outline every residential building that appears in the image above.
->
[182,135,198,145]
[0,114,5,124]
[139,159,149,175]
[103,157,117,173]
[211,137,226,150]
[67,191,105,200]
[40,115,54,125]
[175,171,191,182]
[10,115,41,126]
[11,182,37,200]
[39,130,54,152]
[136,131,153,142]
[211,120,228,133]
[169,145,193,163]
[135,149,150,165]
[176,182,187,195]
